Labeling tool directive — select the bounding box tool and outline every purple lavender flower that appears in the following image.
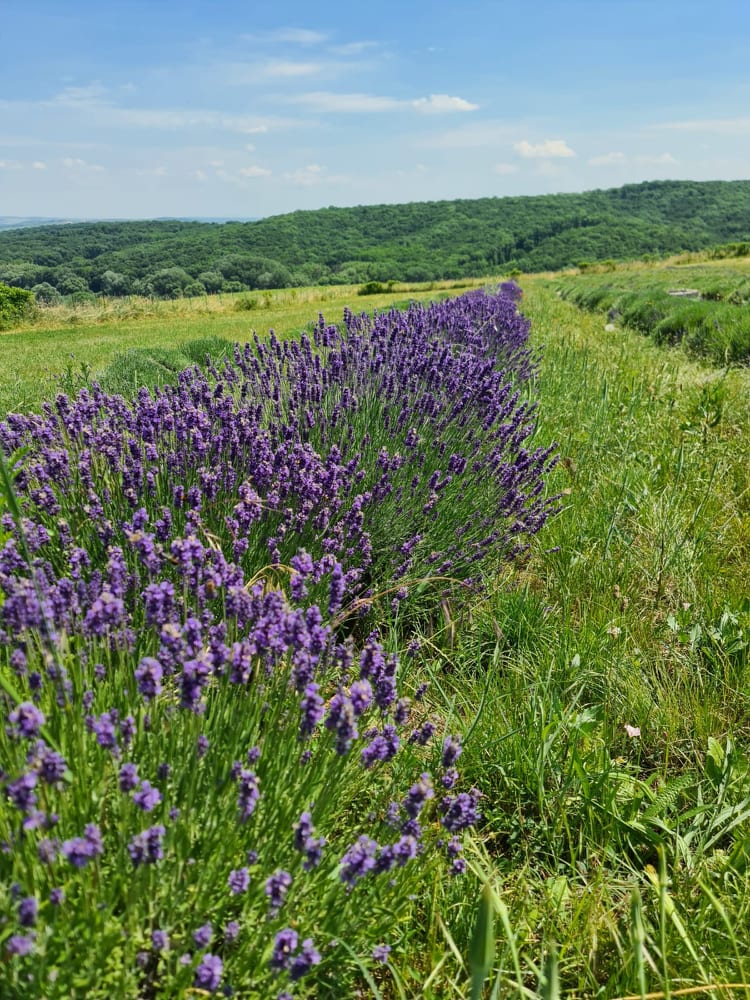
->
[35,746,67,786]
[151,929,169,951]
[7,702,45,740]
[224,920,240,943]
[440,791,481,832]
[372,944,391,964]
[340,835,378,887]
[290,938,321,982]
[441,735,463,767]
[6,934,35,957]
[403,773,434,819]
[127,825,165,866]
[442,768,459,789]
[193,923,213,948]
[38,838,59,864]
[7,771,38,812]
[194,953,223,992]
[299,683,324,739]
[119,762,140,792]
[18,896,38,927]
[228,867,250,894]
[62,824,103,867]
[265,870,292,914]
[50,887,64,905]
[409,721,435,745]
[236,769,260,822]
[133,780,161,812]
[270,928,298,972]
[361,725,400,768]
[134,657,163,700]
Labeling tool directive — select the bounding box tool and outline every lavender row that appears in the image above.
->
[0,286,556,622]
[0,286,555,995]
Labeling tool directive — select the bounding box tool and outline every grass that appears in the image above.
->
[552,257,750,364]
[1,271,750,997]
[0,279,488,414]
[424,280,750,996]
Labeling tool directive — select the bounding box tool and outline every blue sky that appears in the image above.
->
[1,0,749,218]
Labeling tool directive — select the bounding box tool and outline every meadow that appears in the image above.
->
[1,266,749,999]
[553,255,750,364]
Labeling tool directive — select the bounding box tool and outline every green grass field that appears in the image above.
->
[1,269,749,997]
[0,279,487,414]
[553,255,750,364]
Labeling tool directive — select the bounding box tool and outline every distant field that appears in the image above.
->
[554,256,750,364]
[0,278,488,414]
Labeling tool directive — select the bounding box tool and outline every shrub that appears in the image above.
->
[358,281,387,296]
[0,283,35,329]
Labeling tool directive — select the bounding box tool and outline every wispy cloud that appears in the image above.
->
[657,117,750,135]
[0,159,23,169]
[416,121,520,150]
[412,94,478,114]
[62,157,105,171]
[588,151,626,166]
[289,91,477,114]
[514,139,575,159]
[494,162,518,175]
[271,27,328,45]
[265,60,323,77]
[49,83,109,108]
[329,40,378,56]
[238,165,272,177]
[243,27,328,45]
[135,165,168,177]
[31,161,47,170]
[282,163,350,186]
[635,152,677,165]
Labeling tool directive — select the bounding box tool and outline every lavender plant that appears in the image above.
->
[0,287,555,618]
[0,287,556,996]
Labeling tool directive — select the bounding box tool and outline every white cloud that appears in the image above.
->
[291,92,400,112]
[412,94,478,114]
[265,60,322,77]
[193,169,207,181]
[494,162,518,175]
[0,159,22,169]
[289,91,477,114]
[283,163,349,186]
[239,165,272,177]
[270,28,328,45]
[588,151,626,166]
[635,152,677,165]
[209,160,224,168]
[514,139,576,159]
[62,157,105,171]
[32,160,47,169]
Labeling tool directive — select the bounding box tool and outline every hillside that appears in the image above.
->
[1,179,750,297]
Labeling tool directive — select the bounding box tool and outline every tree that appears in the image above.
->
[31,282,62,305]
[98,270,131,296]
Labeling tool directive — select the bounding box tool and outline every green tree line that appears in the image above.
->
[1,180,750,300]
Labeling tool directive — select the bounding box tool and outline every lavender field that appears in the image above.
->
[2,278,750,999]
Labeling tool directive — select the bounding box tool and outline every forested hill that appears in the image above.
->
[2,179,750,298]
